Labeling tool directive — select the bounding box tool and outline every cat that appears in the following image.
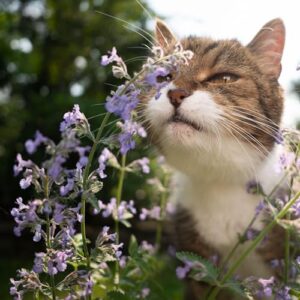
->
[142,18,286,299]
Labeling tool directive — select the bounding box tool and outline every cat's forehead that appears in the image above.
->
[179,36,253,73]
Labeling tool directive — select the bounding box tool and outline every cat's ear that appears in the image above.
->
[247,18,285,78]
[155,19,177,49]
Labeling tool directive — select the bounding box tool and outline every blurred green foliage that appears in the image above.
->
[0,0,150,206]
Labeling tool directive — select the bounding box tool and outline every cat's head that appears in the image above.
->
[142,19,285,180]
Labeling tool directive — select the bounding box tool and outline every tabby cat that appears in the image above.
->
[142,18,286,299]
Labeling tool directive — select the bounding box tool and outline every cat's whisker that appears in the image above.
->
[95,10,154,41]
[223,118,270,157]
[225,111,279,138]
[87,112,108,120]
[124,56,148,64]
[218,121,259,182]
[227,106,280,128]
[122,25,154,46]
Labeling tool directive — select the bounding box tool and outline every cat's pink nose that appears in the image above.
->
[167,89,191,108]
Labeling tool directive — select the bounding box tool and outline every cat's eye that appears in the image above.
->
[206,73,239,84]
[156,73,173,83]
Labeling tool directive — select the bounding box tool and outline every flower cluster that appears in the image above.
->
[101,43,193,154]
[10,37,192,299]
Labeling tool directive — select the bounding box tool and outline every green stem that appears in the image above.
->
[284,221,290,283]
[44,177,57,300]
[283,143,300,283]
[207,191,300,300]
[155,174,169,251]
[114,154,127,285]
[80,113,111,269]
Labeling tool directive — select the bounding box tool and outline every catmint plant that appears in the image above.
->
[10,41,193,300]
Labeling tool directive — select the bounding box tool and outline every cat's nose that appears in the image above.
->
[167,89,191,108]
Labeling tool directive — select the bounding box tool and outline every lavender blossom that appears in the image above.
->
[118,120,147,155]
[105,84,140,121]
[144,67,170,99]
[97,148,112,179]
[48,154,66,181]
[25,131,48,154]
[258,277,275,298]
[176,263,192,279]
[13,154,33,176]
[101,47,121,66]
[19,174,33,189]
[60,104,89,133]
[60,178,75,196]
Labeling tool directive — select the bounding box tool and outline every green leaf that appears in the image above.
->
[128,235,138,257]
[176,251,219,282]
[222,279,247,297]
[107,290,130,300]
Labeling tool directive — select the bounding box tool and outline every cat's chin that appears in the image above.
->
[167,122,201,135]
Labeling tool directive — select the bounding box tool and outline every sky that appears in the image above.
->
[145,0,300,126]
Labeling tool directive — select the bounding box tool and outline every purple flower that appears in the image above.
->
[176,264,192,279]
[53,203,66,224]
[33,252,45,273]
[246,228,259,240]
[60,178,75,196]
[33,224,42,242]
[48,154,66,180]
[255,201,265,216]
[119,256,127,268]
[112,242,123,258]
[275,286,291,300]
[60,104,87,132]
[145,67,170,99]
[258,277,274,297]
[47,261,58,275]
[100,226,116,242]
[102,198,116,218]
[19,174,33,189]
[118,120,147,155]
[101,47,121,66]
[136,157,150,174]
[105,84,140,121]
[25,131,48,154]
[55,251,68,272]
[139,206,161,221]
[97,148,112,179]
[141,287,150,298]
[139,208,149,220]
[275,151,295,173]
[270,259,281,269]
[141,241,155,254]
[11,198,40,238]
[13,154,33,176]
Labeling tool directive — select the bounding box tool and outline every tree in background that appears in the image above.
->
[0,0,150,206]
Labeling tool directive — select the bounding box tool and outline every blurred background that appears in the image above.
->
[0,0,299,298]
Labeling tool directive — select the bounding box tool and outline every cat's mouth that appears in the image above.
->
[168,114,203,132]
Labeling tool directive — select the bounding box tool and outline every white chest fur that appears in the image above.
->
[170,149,281,278]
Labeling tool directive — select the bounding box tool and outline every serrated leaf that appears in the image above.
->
[86,193,99,209]
[223,279,246,297]
[176,251,219,282]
